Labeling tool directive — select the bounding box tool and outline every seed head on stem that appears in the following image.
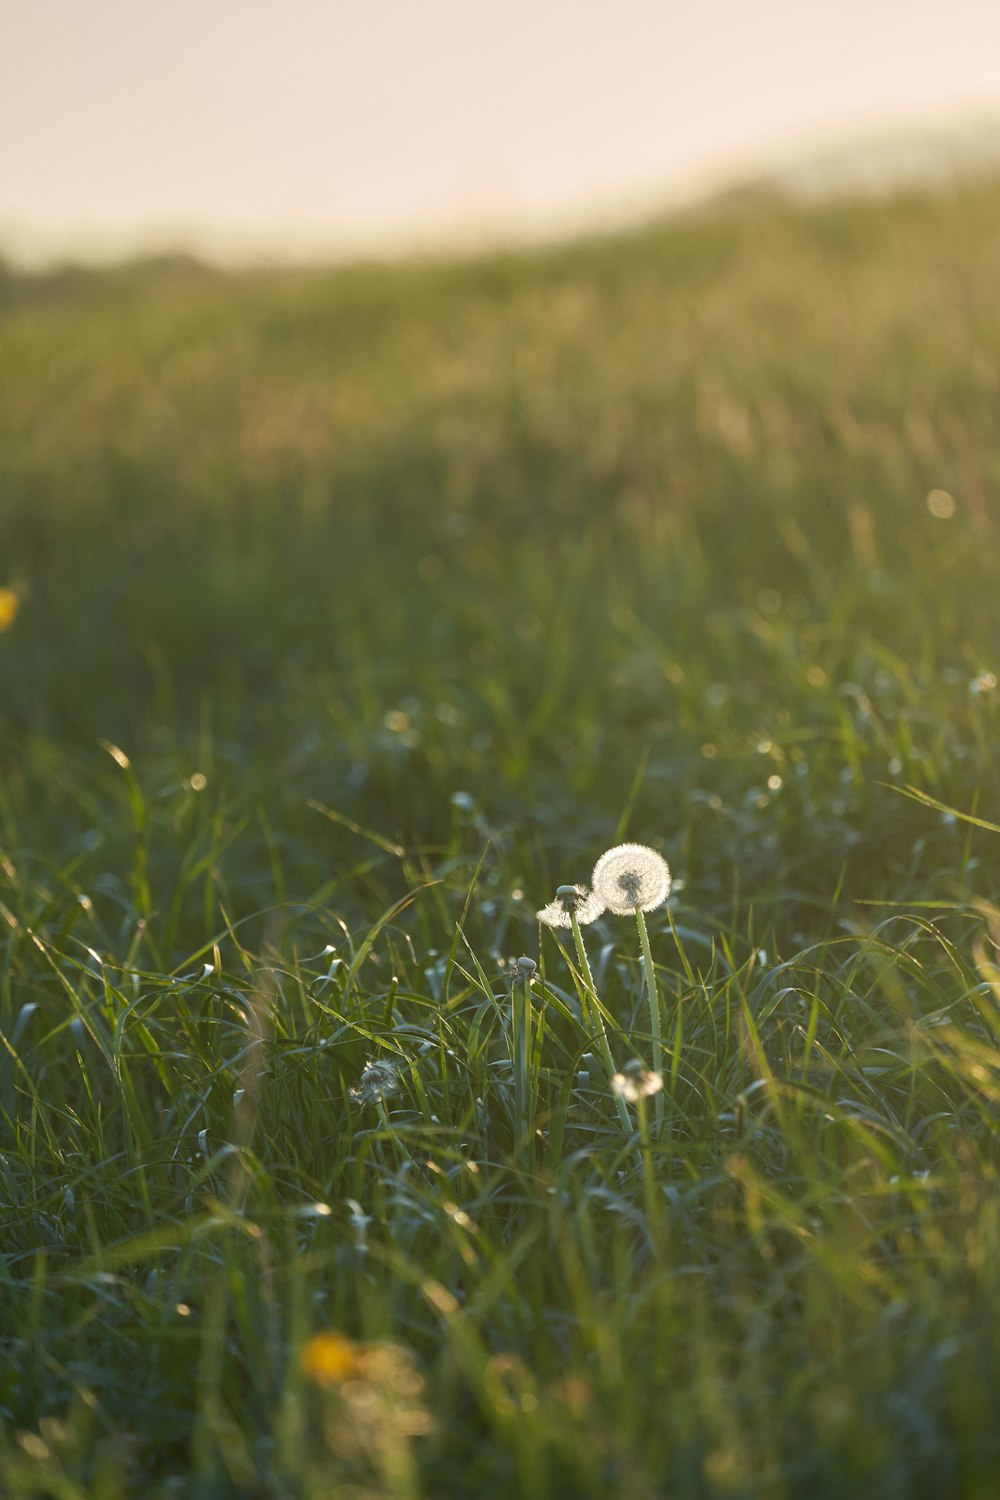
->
[536,884,605,928]
[593,843,671,1128]
[611,1058,664,1104]
[591,844,670,916]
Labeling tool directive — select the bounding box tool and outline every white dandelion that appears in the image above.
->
[591,844,671,916]
[350,1058,400,1104]
[611,1059,664,1104]
[536,884,605,928]
[593,841,671,1127]
[538,883,631,1129]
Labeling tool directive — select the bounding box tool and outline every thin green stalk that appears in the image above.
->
[512,968,535,1167]
[571,912,633,1132]
[636,1095,661,1235]
[635,908,664,1127]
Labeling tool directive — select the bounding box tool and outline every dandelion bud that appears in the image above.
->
[591,844,670,916]
[536,884,605,928]
[515,956,537,982]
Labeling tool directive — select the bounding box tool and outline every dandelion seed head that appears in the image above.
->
[592,843,670,915]
[611,1059,664,1103]
[350,1058,400,1104]
[536,883,605,928]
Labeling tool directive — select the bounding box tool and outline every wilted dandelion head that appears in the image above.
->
[592,843,670,915]
[350,1058,400,1104]
[498,955,538,987]
[536,883,605,928]
[611,1058,664,1103]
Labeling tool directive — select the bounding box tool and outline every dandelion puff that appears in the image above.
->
[592,843,670,916]
[611,1059,664,1104]
[350,1058,400,1104]
[536,883,605,928]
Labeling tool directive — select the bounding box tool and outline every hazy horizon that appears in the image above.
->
[4,0,1000,267]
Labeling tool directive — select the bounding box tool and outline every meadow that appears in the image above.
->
[1,175,1000,1498]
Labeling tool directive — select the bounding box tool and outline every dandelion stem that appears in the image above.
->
[571,911,633,1132]
[512,970,534,1167]
[636,1095,661,1233]
[635,908,664,1127]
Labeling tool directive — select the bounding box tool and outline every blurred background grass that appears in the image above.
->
[3,179,998,943]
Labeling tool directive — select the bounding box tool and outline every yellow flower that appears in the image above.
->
[301,1330,363,1386]
[0,588,19,632]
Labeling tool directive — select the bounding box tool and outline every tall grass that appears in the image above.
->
[1,178,1000,1496]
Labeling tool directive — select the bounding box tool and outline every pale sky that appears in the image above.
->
[3,0,1000,264]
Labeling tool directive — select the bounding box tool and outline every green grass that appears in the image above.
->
[2,175,1000,1497]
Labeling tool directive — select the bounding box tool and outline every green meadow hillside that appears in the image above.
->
[1,179,999,1497]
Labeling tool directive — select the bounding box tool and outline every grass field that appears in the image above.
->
[2,175,1000,1498]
